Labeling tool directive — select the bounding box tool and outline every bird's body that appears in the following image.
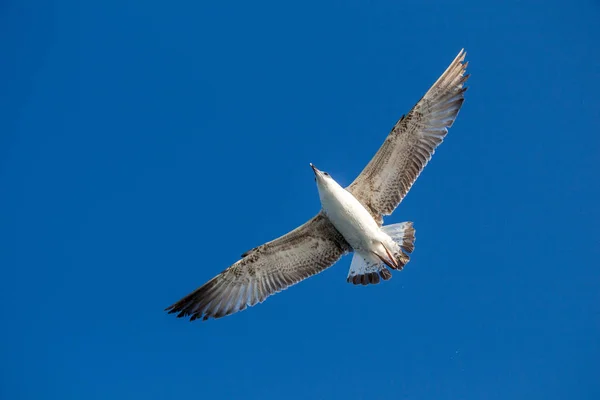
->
[315,166,382,253]
[313,164,401,275]
[166,49,469,321]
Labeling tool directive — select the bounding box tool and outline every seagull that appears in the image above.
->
[166,49,469,321]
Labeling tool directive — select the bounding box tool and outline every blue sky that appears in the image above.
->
[1,1,599,399]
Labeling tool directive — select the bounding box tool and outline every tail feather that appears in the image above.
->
[346,252,389,286]
[382,221,416,270]
[346,222,416,285]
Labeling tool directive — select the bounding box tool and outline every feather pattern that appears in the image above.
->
[165,211,351,321]
[348,50,469,225]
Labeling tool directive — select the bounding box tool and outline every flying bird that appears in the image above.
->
[166,49,469,321]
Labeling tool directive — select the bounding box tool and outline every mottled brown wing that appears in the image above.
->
[348,50,469,225]
[165,212,350,321]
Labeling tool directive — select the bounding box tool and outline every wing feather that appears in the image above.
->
[348,49,469,224]
[165,212,350,321]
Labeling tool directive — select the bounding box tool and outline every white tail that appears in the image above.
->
[347,222,416,285]
[382,221,416,255]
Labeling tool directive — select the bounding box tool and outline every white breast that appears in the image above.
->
[317,179,381,252]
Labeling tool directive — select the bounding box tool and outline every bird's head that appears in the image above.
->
[310,163,340,197]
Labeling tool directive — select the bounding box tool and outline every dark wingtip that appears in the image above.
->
[165,305,179,314]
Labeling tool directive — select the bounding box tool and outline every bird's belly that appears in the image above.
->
[320,189,380,251]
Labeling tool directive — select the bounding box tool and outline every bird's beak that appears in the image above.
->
[310,163,320,176]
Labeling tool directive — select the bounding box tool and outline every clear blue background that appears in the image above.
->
[1,1,599,399]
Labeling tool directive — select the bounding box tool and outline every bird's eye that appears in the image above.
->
[324,172,329,177]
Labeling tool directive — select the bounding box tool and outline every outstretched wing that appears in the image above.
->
[348,50,469,225]
[165,212,350,321]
